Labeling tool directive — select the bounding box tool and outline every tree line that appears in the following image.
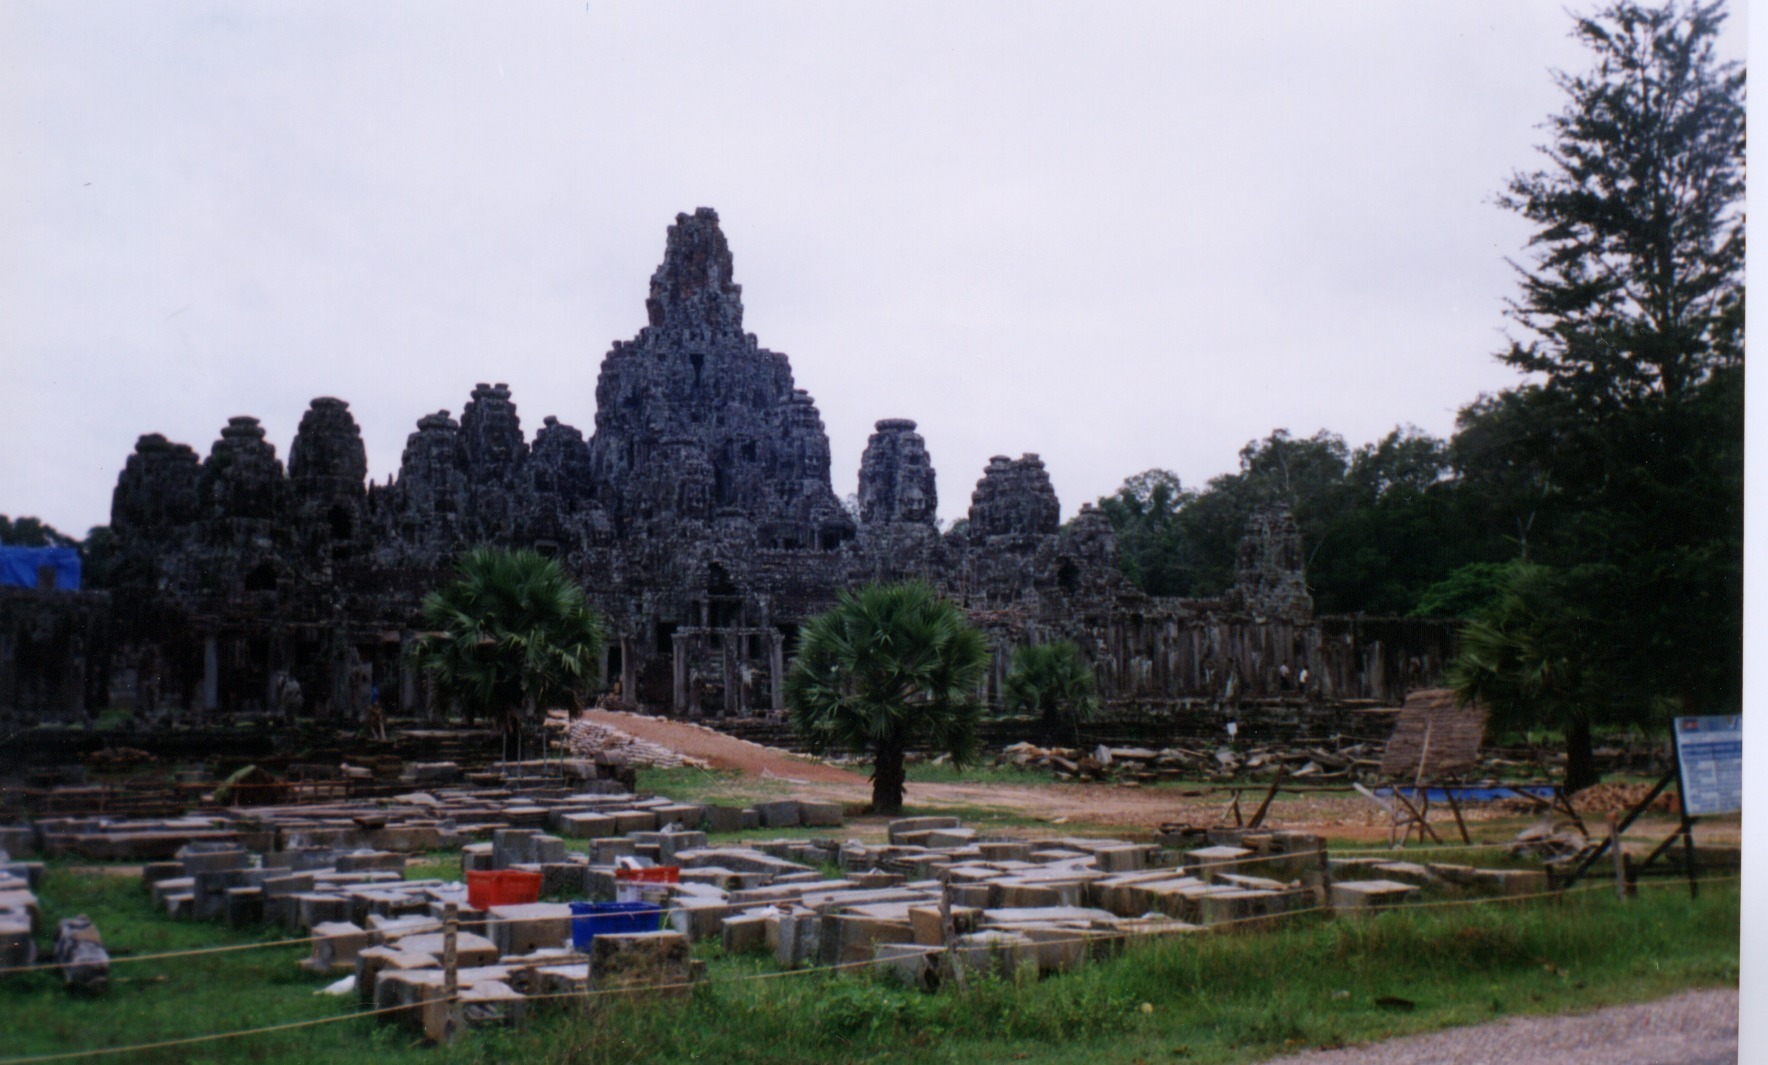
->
[1096,1,1743,785]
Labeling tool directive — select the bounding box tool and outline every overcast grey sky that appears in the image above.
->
[1,1,1751,536]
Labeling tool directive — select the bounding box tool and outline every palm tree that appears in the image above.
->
[409,548,605,762]
[785,581,991,815]
[1449,562,1616,793]
[1003,641,1098,747]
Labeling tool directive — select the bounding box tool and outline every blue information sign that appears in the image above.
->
[1673,715,1742,816]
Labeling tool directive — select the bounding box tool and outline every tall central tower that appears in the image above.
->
[588,209,853,549]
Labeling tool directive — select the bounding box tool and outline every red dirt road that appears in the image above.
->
[581,709,864,784]
[582,709,1386,831]
[581,710,1743,845]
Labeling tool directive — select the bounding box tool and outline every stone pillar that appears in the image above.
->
[770,631,785,714]
[672,633,690,715]
[722,635,739,717]
[201,635,219,713]
[620,637,637,707]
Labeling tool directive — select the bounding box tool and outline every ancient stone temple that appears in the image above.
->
[0,208,1454,732]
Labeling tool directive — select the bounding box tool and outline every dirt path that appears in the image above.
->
[584,710,1389,831]
[582,711,1743,845]
[581,710,865,784]
[1252,988,1737,1065]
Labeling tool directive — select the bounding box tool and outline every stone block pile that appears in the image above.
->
[5,785,1562,1042]
[690,817,1334,982]
[993,740,1386,785]
[0,844,45,970]
[144,840,448,929]
[9,785,841,863]
[1324,855,1548,911]
[131,833,702,1039]
[1,836,107,993]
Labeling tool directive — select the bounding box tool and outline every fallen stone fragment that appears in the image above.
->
[53,915,109,993]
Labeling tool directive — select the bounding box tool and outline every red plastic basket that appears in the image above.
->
[467,869,544,909]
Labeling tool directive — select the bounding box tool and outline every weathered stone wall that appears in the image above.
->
[7,208,1456,730]
[0,588,110,728]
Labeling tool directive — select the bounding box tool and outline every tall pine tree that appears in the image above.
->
[1456,1,1745,787]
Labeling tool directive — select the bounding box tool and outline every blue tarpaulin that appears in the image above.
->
[0,546,81,590]
[1376,784,1556,804]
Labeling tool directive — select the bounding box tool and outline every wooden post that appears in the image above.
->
[1559,771,1676,890]
[1551,785,1589,836]
[1679,813,1700,899]
[1670,735,1701,899]
[940,880,964,990]
[1607,813,1629,901]
[1389,788,1443,846]
[1444,786,1472,845]
[1247,768,1286,830]
[441,901,460,1043]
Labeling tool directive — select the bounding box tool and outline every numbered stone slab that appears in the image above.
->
[303,921,370,973]
[1186,845,1254,880]
[874,942,941,989]
[799,801,843,828]
[750,801,801,829]
[1329,879,1420,912]
[0,889,42,935]
[397,931,499,969]
[887,817,959,844]
[487,902,574,957]
[949,930,1038,982]
[0,911,35,968]
[556,812,617,840]
[590,930,693,996]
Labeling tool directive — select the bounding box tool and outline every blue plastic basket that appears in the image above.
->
[569,901,665,950]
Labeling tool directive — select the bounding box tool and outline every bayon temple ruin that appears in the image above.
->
[1,209,1453,730]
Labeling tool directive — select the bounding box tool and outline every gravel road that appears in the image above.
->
[1253,988,1737,1065]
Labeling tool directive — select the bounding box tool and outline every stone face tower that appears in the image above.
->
[588,208,852,549]
[1231,503,1313,620]
[967,454,1061,541]
[287,397,369,553]
[857,419,937,527]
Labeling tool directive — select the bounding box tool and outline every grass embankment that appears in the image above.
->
[633,765,1110,836]
[633,766,793,806]
[2,861,1737,1065]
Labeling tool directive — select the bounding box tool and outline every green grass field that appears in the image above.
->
[1,859,1737,1065]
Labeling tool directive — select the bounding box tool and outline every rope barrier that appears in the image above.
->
[0,915,491,978]
[0,933,324,978]
[0,998,453,1063]
[1333,840,1521,856]
[0,867,1736,1063]
[512,902,1336,1011]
